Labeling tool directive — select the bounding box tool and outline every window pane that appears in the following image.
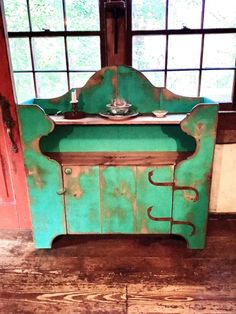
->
[204,0,236,28]
[67,37,101,70]
[142,72,165,87]
[203,34,236,68]
[201,70,234,102]
[29,0,64,31]
[70,72,95,88]
[32,37,66,71]
[13,73,35,103]
[168,35,201,69]
[168,0,202,29]
[3,0,29,31]
[132,0,166,30]
[36,73,68,98]
[66,0,100,31]
[9,38,32,71]
[133,36,166,70]
[167,71,199,96]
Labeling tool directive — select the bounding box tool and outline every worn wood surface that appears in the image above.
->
[49,114,186,125]
[0,215,235,313]
[18,106,66,248]
[50,111,236,144]
[45,152,192,166]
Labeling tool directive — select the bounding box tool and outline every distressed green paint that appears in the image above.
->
[34,92,72,115]
[117,66,161,112]
[64,166,101,233]
[101,166,136,233]
[160,90,205,113]
[23,66,205,115]
[41,125,195,153]
[18,66,218,249]
[79,68,116,113]
[171,104,218,248]
[136,166,174,233]
[18,105,66,248]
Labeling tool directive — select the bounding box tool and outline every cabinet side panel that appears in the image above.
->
[18,106,66,248]
[172,105,218,248]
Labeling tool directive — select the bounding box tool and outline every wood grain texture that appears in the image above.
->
[46,152,192,166]
[0,216,235,313]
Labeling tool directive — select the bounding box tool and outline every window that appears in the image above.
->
[3,0,236,105]
[4,0,102,102]
[131,0,236,103]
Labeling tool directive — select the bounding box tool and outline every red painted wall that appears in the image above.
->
[0,2,31,229]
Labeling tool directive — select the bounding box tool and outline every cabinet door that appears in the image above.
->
[100,166,136,233]
[63,166,101,233]
[136,165,174,234]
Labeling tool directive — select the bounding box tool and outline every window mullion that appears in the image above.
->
[198,0,206,96]
[26,0,37,97]
[164,0,169,87]
[62,0,70,90]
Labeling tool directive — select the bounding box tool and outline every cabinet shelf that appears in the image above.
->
[49,114,187,125]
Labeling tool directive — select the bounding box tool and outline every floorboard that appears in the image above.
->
[0,215,235,313]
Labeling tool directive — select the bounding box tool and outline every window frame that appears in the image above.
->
[126,0,236,109]
[6,0,106,99]
[5,0,236,109]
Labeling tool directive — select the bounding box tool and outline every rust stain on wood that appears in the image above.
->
[83,66,117,90]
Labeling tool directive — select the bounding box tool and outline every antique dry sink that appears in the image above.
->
[18,66,218,249]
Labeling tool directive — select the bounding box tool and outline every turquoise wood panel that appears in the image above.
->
[171,104,218,248]
[160,90,205,113]
[101,166,136,233]
[18,105,66,248]
[136,166,174,234]
[27,66,208,115]
[79,67,116,113]
[117,66,161,112]
[64,166,101,233]
[40,125,196,153]
[34,92,72,115]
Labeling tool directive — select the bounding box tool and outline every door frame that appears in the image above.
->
[0,1,30,229]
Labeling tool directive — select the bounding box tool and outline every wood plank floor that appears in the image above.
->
[0,215,235,313]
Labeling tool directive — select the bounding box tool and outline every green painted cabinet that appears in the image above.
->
[62,165,174,235]
[18,66,218,249]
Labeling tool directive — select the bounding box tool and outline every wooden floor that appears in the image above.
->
[0,215,235,314]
